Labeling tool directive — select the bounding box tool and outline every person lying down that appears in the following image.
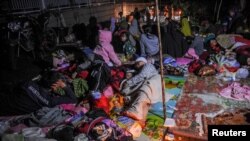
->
[0,72,77,116]
[121,57,162,126]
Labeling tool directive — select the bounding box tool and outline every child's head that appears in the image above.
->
[209,39,218,47]
[126,72,133,79]
[247,58,250,65]
[120,31,128,42]
[126,69,135,79]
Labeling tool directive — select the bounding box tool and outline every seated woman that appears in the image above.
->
[0,72,77,116]
[94,30,122,67]
[139,25,159,60]
[190,26,204,56]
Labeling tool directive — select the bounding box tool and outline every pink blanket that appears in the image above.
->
[219,82,250,101]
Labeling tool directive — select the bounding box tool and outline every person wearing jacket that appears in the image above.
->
[128,19,141,47]
[190,26,204,56]
[94,30,122,67]
[140,25,159,58]
[0,72,77,116]
[121,57,160,124]
[123,57,158,88]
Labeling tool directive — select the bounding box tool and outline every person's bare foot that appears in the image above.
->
[123,111,146,128]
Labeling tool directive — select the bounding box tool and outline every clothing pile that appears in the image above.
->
[1,46,164,141]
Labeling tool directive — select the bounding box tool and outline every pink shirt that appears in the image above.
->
[94,30,121,66]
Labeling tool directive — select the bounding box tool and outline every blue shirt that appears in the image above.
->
[140,34,159,57]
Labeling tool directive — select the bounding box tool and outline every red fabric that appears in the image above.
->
[77,71,89,79]
[94,95,110,114]
[234,36,250,45]
[224,64,239,72]
[199,51,210,61]
[110,68,125,91]
[236,46,250,57]
[233,36,250,57]
[188,60,203,73]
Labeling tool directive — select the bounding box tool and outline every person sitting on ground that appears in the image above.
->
[123,57,158,88]
[117,11,126,24]
[139,25,159,59]
[0,72,77,116]
[190,26,204,56]
[94,30,122,67]
[120,30,136,61]
[128,19,141,47]
[86,16,100,49]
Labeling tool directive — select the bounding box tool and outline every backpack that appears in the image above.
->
[87,62,111,92]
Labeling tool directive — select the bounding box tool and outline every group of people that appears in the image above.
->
[0,2,250,141]
[0,11,161,117]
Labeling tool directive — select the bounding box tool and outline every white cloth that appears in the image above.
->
[135,57,147,63]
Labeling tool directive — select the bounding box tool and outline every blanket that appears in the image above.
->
[123,74,162,122]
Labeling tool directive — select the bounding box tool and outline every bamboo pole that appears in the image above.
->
[155,0,167,120]
[216,0,223,22]
[214,0,218,22]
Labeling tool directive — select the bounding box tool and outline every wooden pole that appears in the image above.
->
[214,0,218,22]
[216,0,223,22]
[155,0,167,120]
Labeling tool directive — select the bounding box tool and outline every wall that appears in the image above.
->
[47,2,152,27]
[48,3,115,27]
[4,1,152,27]
[114,2,152,17]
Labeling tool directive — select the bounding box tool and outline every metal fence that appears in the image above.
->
[9,0,113,14]
[10,0,41,10]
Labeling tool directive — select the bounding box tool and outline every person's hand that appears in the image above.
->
[56,80,66,88]
[51,79,66,91]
